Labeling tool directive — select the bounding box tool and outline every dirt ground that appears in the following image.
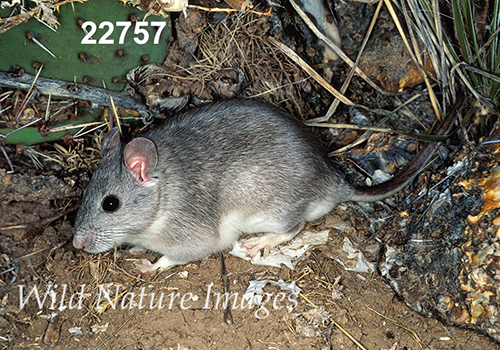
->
[1,197,498,350]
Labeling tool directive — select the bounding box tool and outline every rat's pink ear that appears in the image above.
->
[123,138,158,185]
[101,128,121,156]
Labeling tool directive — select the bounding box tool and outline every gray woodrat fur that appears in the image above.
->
[73,99,456,273]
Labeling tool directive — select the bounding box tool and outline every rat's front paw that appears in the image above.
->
[136,256,179,274]
[128,246,146,255]
[136,259,157,274]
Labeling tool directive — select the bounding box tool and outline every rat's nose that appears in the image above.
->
[73,236,86,250]
[73,233,94,250]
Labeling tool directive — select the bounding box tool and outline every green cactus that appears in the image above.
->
[0,107,103,145]
[0,0,171,92]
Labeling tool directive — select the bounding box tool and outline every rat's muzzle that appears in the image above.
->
[73,230,96,252]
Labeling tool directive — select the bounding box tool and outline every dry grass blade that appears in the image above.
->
[188,4,272,17]
[403,0,500,141]
[73,122,107,138]
[1,117,43,139]
[305,122,400,136]
[473,26,500,61]
[366,305,429,349]
[0,144,13,172]
[326,92,426,154]
[267,36,353,106]
[310,106,451,141]
[403,0,456,109]
[0,0,87,33]
[49,122,103,133]
[0,241,67,275]
[91,310,139,350]
[13,65,43,123]
[109,96,121,135]
[288,0,390,107]
[385,0,441,121]
[298,294,367,350]
[268,36,391,117]
[332,320,367,350]
[310,0,389,122]
[192,12,310,114]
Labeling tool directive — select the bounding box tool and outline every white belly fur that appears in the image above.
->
[218,211,285,250]
[303,199,334,222]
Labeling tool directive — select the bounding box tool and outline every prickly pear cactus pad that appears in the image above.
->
[0,0,171,92]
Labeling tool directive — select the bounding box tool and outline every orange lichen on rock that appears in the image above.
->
[462,146,500,223]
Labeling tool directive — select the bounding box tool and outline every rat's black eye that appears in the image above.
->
[102,195,120,212]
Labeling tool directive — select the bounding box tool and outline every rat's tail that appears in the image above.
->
[350,94,464,203]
